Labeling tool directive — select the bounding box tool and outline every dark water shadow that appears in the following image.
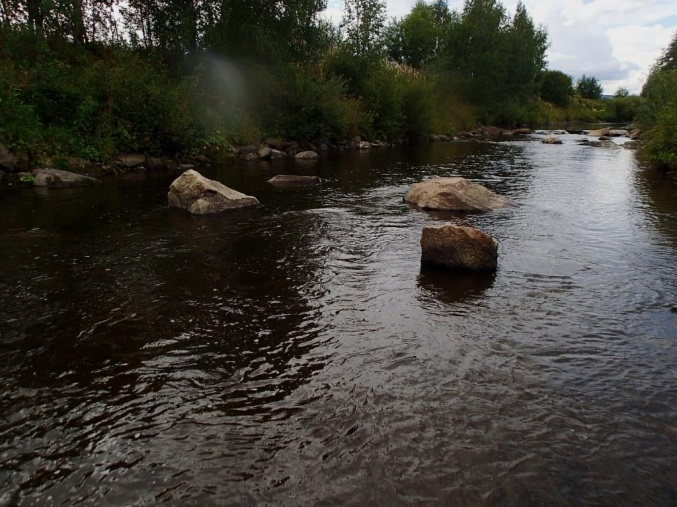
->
[417,266,496,305]
[634,167,677,247]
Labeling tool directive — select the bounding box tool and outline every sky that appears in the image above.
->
[323,0,677,94]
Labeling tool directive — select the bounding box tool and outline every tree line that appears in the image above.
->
[0,0,659,165]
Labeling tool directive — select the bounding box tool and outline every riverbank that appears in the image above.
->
[0,125,647,192]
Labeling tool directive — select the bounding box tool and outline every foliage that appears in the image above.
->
[340,0,387,59]
[576,75,603,100]
[638,31,677,170]
[503,3,547,104]
[385,0,451,69]
[603,94,642,123]
[655,29,677,71]
[0,0,571,162]
[440,0,547,126]
[0,26,210,160]
[539,70,573,107]
[254,64,365,141]
[639,66,677,170]
[0,65,44,156]
[19,172,35,183]
[205,0,330,62]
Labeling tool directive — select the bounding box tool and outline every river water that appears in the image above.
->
[1,134,676,505]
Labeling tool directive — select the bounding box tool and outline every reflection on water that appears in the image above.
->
[1,136,677,505]
[417,267,495,307]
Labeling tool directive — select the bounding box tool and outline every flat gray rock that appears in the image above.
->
[404,177,511,212]
[168,169,258,214]
[295,151,319,160]
[34,169,101,187]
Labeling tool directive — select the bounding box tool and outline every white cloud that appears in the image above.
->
[323,0,677,94]
[507,0,676,93]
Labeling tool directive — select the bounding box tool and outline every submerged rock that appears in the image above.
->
[257,146,272,160]
[542,136,563,145]
[270,149,286,160]
[404,177,511,212]
[580,138,617,148]
[420,223,498,271]
[168,169,258,214]
[267,175,322,186]
[237,145,259,161]
[34,168,101,187]
[118,154,146,168]
[295,151,319,160]
[263,138,290,151]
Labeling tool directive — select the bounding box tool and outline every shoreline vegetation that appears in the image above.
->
[0,0,675,178]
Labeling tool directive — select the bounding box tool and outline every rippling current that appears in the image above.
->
[1,134,676,505]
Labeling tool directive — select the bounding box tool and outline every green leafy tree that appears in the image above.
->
[385,0,451,69]
[656,29,677,71]
[444,0,507,105]
[640,69,677,169]
[441,0,546,124]
[341,0,387,59]
[0,0,117,44]
[576,74,603,99]
[540,69,573,107]
[503,2,547,103]
[639,31,677,170]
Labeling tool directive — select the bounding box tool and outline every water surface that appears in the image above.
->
[1,135,676,505]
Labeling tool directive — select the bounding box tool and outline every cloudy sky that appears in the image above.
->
[323,0,677,94]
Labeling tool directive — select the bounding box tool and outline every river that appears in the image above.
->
[1,133,676,505]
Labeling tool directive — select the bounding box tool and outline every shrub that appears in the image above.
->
[540,70,574,107]
[603,95,643,123]
[640,69,677,170]
[254,65,364,141]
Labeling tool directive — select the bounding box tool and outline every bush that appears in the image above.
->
[0,27,211,160]
[540,70,574,107]
[603,95,643,123]
[0,75,43,156]
[253,65,366,141]
[640,69,677,170]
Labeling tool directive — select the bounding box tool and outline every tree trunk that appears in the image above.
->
[26,0,44,31]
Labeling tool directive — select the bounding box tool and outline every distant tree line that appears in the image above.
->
[0,0,655,164]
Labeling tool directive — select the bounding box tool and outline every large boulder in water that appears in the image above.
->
[587,127,610,137]
[404,177,511,212]
[168,169,258,214]
[34,168,101,187]
[421,223,498,271]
